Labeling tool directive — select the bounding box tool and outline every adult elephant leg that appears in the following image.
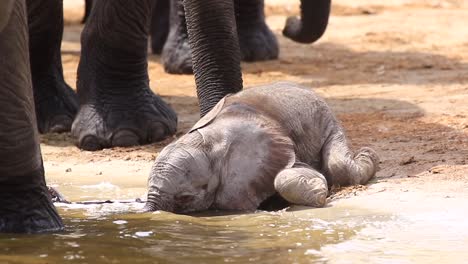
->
[0,0,63,233]
[72,0,177,151]
[151,0,170,55]
[162,0,193,74]
[282,0,330,43]
[27,0,78,133]
[82,0,93,24]
[235,0,279,61]
[183,0,243,115]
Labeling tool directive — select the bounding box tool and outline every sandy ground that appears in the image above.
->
[49,1,467,209]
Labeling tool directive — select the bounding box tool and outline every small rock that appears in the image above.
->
[361,8,377,15]
[429,166,444,174]
[399,156,416,165]
[376,65,385,75]
[65,168,72,172]
[422,63,433,69]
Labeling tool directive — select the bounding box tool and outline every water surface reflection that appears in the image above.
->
[1,203,383,264]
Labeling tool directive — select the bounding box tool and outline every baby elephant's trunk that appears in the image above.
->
[144,191,174,212]
[322,131,380,187]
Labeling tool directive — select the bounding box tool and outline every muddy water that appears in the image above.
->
[1,202,467,264]
[0,203,373,264]
[1,181,468,263]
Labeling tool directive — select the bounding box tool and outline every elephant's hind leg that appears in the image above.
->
[322,131,380,187]
[0,0,63,233]
[236,0,279,62]
[162,0,193,74]
[72,0,177,151]
[27,0,78,133]
[274,163,328,208]
[151,0,170,55]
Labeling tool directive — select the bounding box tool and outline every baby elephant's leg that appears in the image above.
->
[274,163,328,208]
[322,131,379,187]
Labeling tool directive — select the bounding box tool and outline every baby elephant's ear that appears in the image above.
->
[189,96,228,133]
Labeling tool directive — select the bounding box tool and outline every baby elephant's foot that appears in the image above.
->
[274,167,328,208]
[353,147,380,181]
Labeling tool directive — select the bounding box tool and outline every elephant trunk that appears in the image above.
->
[183,0,243,116]
[144,191,174,212]
[282,0,331,44]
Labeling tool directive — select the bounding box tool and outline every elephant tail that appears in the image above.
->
[282,0,331,44]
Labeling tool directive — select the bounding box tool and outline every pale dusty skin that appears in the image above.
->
[46,0,467,210]
[145,83,379,212]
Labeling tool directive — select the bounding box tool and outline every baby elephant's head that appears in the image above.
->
[144,133,218,213]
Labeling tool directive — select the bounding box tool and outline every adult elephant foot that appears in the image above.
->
[73,0,178,151]
[71,87,177,151]
[0,171,64,233]
[34,73,78,134]
[238,22,279,62]
[162,31,193,74]
[236,0,279,62]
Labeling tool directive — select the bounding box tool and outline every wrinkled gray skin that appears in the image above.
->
[161,0,331,74]
[83,0,331,74]
[145,82,379,213]
[0,0,63,233]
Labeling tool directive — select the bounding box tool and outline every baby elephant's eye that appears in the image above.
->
[175,194,194,204]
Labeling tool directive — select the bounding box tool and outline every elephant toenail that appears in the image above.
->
[80,135,102,151]
[49,115,73,133]
[148,123,167,143]
[112,130,139,147]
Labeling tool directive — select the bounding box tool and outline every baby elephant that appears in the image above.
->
[145,82,379,213]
